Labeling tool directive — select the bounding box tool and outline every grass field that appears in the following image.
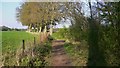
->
[2,31,37,54]
[1,31,40,65]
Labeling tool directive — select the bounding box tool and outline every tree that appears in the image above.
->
[97,2,120,65]
[16,2,63,34]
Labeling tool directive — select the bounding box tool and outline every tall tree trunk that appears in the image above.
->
[28,26,30,32]
[88,1,107,66]
[37,28,39,32]
[89,1,93,19]
[44,25,47,33]
[39,26,42,33]
[50,21,53,35]
[97,1,100,24]
[28,24,31,32]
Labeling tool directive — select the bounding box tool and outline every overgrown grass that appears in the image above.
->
[19,42,52,66]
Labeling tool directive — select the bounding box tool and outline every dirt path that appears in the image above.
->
[50,40,72,66]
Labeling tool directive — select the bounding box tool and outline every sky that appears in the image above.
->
[0,0,97,29]
[0,2,2,26]
[0,1,71,29]
[0,1,74,29]
[0,0,119,29]
[0,2,28,29]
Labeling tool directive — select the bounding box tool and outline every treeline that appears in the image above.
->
[0,26,27,31]
[16,2,64,35]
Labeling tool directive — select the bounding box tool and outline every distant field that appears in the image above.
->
[1,31,39,65]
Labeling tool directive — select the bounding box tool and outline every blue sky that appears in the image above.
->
[0,2,2,26]
[0,2,27,29]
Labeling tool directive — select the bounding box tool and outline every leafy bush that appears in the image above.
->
[33,43,52,57]
[52,28,70,40]
[32,43,52,66]
[48,35,54,42]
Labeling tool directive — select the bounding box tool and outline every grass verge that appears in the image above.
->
[64,40,89,66]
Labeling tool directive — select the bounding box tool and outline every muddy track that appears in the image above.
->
[50,40,72,66]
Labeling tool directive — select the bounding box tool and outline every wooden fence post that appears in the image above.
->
[22,40,25,54]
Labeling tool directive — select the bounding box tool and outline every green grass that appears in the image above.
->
[52,28,69,40]
[64,41,89,66]
[0,31,2,66]
[1,31,39,66]
[2,31,36,54]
